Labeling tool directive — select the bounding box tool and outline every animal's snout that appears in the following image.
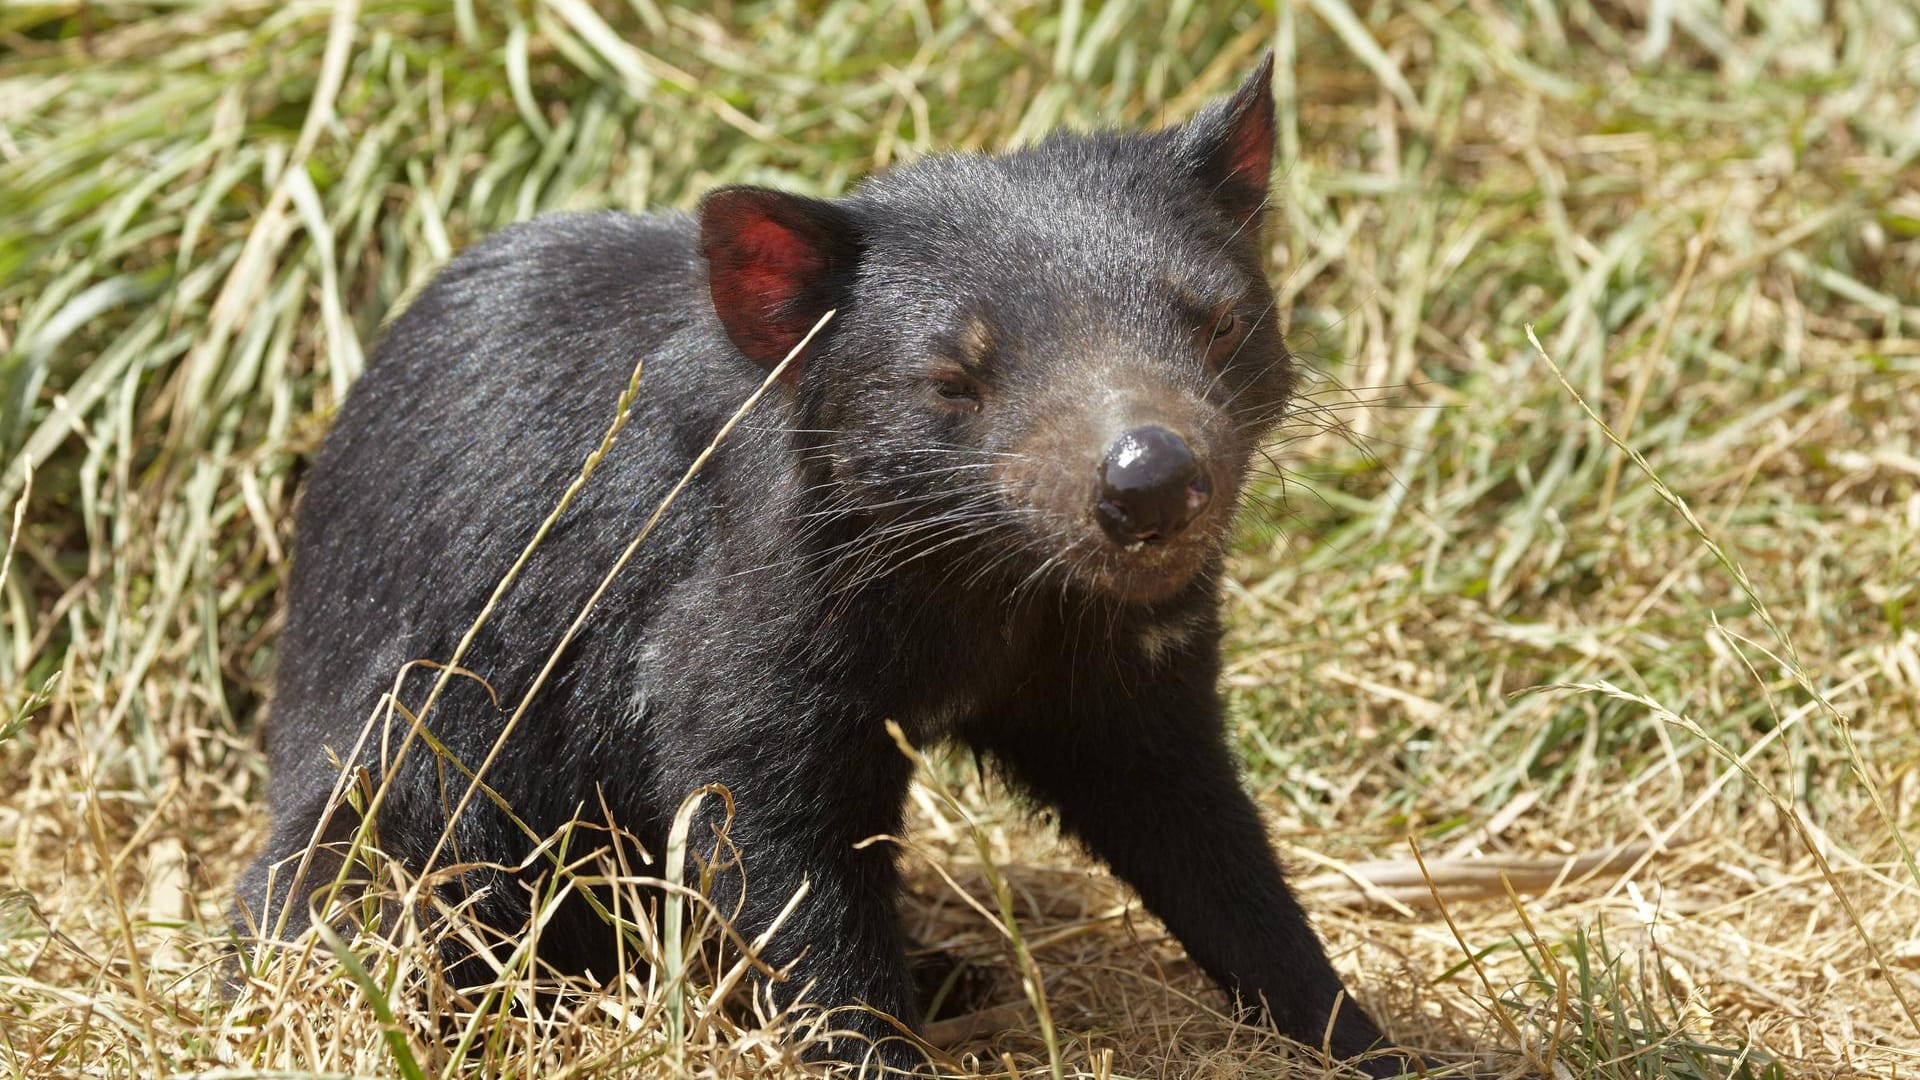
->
[1095,425,1212,545]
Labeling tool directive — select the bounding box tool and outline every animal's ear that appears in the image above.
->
[699,187,859,378]
[1177,51,1277,227]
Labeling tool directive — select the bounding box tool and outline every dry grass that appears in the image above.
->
[2,2,1918,1078]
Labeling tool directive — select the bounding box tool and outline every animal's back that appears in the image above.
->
[242,209,748,937]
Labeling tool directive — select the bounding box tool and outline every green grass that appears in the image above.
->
[3,1,1918,1077]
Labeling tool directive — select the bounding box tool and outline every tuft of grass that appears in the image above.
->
[1509,922,1792,1080]
[4,2,1919,1078]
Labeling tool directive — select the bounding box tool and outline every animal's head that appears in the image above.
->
[700,56,1288,605]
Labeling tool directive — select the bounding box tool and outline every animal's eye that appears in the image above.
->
[1203,308,1245,366]
[929,369,983,410]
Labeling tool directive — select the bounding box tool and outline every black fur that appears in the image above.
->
[237,56,1411,1076]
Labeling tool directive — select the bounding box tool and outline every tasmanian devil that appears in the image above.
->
[235,54,1411,1075]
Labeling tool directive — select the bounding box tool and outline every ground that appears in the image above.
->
[1,2,1916,1078]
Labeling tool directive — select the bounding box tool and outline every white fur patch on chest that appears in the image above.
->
[1134,614,1199,666]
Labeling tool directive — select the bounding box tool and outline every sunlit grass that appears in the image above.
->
[2,2,1917,1077]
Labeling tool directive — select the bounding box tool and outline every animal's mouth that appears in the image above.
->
[989,487,1227,607]
[1088,496,1230,597]
[1080,546,1214,603]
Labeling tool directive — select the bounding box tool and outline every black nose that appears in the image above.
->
[1096,426,1212,545]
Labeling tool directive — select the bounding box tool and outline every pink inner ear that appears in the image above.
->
[1228,115,1274,184]
[706,199,831,369]
[726,217,823,322]
[1221,102,1275,191]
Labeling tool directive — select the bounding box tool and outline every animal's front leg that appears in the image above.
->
[970,651,1411,1077]
[667,713,926,1072]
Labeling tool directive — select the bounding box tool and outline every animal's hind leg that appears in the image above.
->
[230,791,370,965]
